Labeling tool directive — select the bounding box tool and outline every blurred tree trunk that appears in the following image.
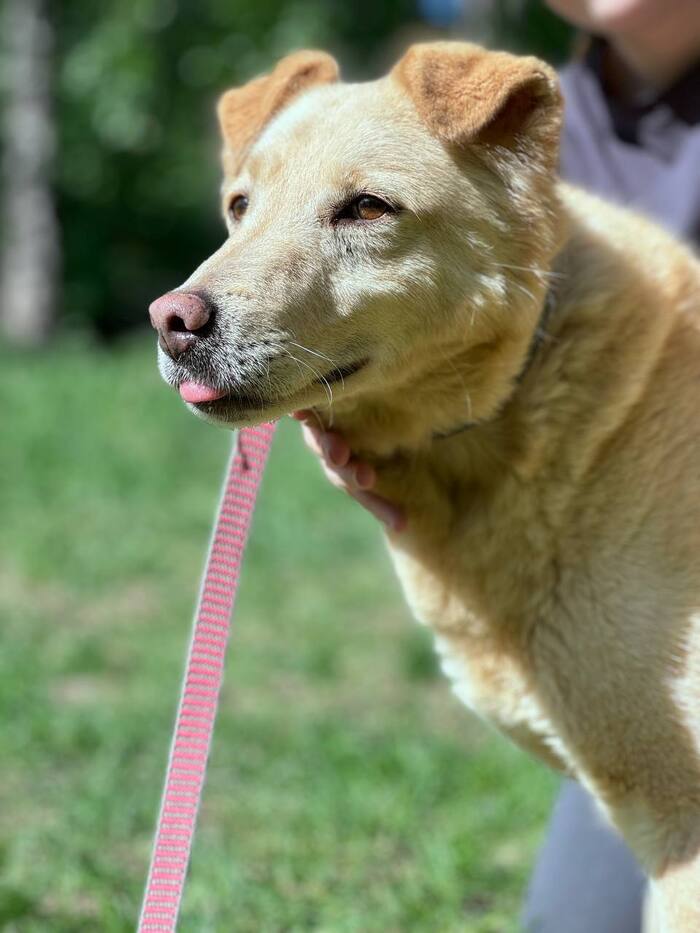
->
[0,0,59,345]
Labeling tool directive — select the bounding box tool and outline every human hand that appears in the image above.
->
[292,411,406,532]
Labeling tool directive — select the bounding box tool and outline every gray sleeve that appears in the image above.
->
[522,780,645,933]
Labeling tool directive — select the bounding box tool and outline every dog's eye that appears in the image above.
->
[336,195,394,223]
[353,196,390,221]
[228,195,249,222]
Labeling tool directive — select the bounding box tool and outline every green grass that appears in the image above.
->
[0,337,557,932]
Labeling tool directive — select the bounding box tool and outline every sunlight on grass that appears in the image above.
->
[0,337,556,931]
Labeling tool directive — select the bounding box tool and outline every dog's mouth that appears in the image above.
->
[178,358,369,413]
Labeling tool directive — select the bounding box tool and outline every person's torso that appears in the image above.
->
[559,41,700,247]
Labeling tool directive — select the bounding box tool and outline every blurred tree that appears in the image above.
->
[0,0,571,339]
[493,0,573,61]
[0,0,60,345]
[56,0,416,337]
[399,1,573,61]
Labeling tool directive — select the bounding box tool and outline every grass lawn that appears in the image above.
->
[0,337,557,932]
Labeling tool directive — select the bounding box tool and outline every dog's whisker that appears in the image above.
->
[495,262,566,281]
[288,341,345,390]
[261,353,272,397]
[281,348,335,413]
[515,282,537,303]
[289,341,338,367]
[280,347,306,385]
[308,408,325,432]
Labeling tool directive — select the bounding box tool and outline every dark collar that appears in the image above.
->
[432,287,557,441]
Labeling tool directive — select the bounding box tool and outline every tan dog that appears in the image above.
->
[149,42,700,931]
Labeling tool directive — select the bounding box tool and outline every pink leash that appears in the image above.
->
[138,423,276,932]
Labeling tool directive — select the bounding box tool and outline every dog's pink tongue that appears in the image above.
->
[179,381,228,404]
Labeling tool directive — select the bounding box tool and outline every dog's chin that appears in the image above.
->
[185,393,294,428]
[174,357,371,428]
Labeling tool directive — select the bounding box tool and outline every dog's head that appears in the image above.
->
[150,42,563,435]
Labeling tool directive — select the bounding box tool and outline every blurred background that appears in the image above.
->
[0,2,572,930]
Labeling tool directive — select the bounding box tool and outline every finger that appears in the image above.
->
[300,421,325,458]
[352,490,407,532]
[319,465,405,528]
[297,419,352,470]
[292,411,405,529]
[321,463,354,491]
[293,411,325,453]
[354,461,376,489]
[320,458,374,493]
[323,432,352,468]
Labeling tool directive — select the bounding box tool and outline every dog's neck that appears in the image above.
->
[316,285,555,460]
[432,287,558,442]
[311,185,575,461]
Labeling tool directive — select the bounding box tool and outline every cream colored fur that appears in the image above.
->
[160,43,700,931]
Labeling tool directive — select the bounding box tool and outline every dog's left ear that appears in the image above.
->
[218,50,339,172]
[392,42,562,162]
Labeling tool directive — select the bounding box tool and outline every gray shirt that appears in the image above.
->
[559,39,700,247]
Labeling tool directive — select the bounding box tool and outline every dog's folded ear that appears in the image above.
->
[392,42,561,161]
[217,50,339,172]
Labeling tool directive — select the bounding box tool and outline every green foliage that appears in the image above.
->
[0,338,557,929]
[56,0,417,335]
[51,0,572,335]
[493,0,574,61]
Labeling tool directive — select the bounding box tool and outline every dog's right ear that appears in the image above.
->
[217,50,339,173]
[392,42,561,164]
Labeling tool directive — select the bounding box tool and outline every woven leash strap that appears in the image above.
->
[138,422,276,932]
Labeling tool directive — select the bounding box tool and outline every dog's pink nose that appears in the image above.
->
[148,291,212,359]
